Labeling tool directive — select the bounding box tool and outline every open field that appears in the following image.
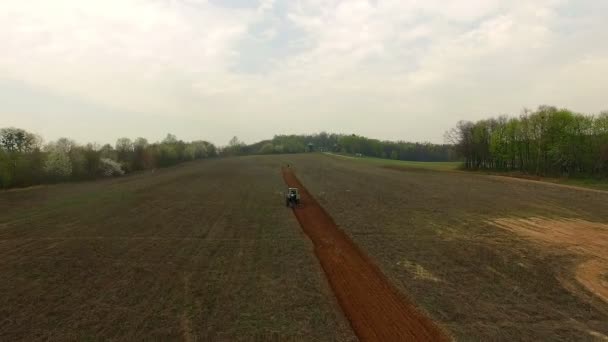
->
[283,167,447,341]
[324,152,461,171]
[0,158,354,341]
[325,152,608,191]
[2,153,608,341]
[287,153,608,341]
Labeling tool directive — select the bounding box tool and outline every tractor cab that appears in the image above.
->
[285,188,301,207]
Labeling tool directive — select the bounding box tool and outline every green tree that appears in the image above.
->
[259,143,275,154]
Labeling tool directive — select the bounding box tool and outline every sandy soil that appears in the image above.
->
[490,217,608,304]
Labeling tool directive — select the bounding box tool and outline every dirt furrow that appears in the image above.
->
[282,167,449,341]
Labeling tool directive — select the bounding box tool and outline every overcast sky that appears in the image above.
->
[1,0,607,146]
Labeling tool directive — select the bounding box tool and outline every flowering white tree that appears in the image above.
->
[99,158,124,177]
[44,150,72,179]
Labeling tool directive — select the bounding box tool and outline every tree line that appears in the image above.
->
[446,106,608,177]
[0,128,217,189]
[1,128,456,190]
[223,133,457,162]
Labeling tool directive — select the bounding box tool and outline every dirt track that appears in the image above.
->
[282,167,448,341]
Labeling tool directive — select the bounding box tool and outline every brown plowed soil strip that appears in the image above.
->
[282,167,449,341]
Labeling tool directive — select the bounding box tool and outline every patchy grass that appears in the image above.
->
[323,152,462,171]
[465,169,608,192]
[558,177,608,191]
[323,152,608,192]
[0,157,354,341]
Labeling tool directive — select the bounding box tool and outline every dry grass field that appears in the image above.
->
[2,153,608,341]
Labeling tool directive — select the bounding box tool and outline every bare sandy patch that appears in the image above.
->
[397,259,442,282]
[589,330,608,341]
[489,217,608,304]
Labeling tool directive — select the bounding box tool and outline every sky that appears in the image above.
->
[1,0,608,146]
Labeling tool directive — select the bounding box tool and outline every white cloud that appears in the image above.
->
[1,0,608,144]
[0,0,256,113]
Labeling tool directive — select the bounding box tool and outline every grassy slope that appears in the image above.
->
[324,152,608,191]
[0,157,355,341]
[323,152,461,171]
[285,153,608,341]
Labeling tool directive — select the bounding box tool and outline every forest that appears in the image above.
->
[9,104,607,190]
[447,106,608,177]
[0,129,455,189]
[0,129,217,189]
[226,133,456,162]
